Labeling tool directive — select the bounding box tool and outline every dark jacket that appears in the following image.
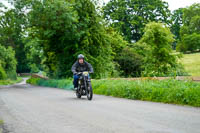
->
[71,61,94,74]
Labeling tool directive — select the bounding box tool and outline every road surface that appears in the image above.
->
[0,80,200,133]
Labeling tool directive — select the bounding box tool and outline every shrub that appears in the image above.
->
[27,77,73,90]
[115,47,144,77]
[178,4,200,53]
[93,79,200,107]
[26,77,41,85]
[0,65,7,80]
[0,77,22,85]
[138,22,184,77]
[0,45,17,80]
[177,33,200,52]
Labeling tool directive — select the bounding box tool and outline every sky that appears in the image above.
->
[1,0,200,11]
[1,0,11,7]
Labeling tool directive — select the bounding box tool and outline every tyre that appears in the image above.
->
[76,91,81,98]
[87,83,93,100]
[76,85,81,98]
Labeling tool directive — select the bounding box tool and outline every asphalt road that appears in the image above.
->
[0,80,200,133]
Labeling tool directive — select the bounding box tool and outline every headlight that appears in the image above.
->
[83,72,89,76]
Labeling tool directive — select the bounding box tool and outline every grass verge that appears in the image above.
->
[181,53,200,76]
[27,77,200,107]
[26,77,73,90]
[0,120,3,133]
[0,77,23,85]
[0,120,3,125]
[93,79,200,107]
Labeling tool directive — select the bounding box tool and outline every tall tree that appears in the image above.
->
[171,8,184,41]
[177,3,200,52]
[0,45,17,79]
[103,0,171,42]
[138,22,182,77]
[0,0,31,73]
[28,0,115,78]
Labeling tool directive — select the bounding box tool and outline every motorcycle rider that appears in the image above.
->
[71,54,94,90]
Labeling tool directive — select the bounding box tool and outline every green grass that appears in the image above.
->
[27,77,200,107]
[0,120,3,133]
[26,77,73,90]
[181,53,200,76]
[93,79,200,107]
[0,120,3,125]
[0,77,23,85]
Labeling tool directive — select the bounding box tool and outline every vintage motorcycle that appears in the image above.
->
[76,71,93,100]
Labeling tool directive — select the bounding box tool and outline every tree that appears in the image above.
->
[0,45,17,79]
[28,0,116,78]
[0,1,31,73]
[177,33,200,52]
[177,3,200,52]
[23,34,45,73]
[139,22,181,77]
[0,65,7,80]
[115,47,144,77]
[103,0,171,43]
[171,8,184,48]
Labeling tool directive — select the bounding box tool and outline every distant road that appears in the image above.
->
[0,81,200,133]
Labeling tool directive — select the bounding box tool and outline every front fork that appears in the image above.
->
[84,77,88,95]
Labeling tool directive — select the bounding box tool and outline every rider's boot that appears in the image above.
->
[74,87,78,91]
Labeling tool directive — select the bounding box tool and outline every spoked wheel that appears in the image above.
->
[76,86,81,98]
[76,91,81,98]
[87,83,93,100]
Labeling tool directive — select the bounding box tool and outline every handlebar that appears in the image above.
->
[76,71,92,75]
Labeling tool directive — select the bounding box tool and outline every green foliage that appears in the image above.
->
[138,22,183,76]
[178,3,200,52]
[27,0,116,78]
[0,120,3,125]
[0,45,17,79]
[115,47,144,77]
[93,79,200,107]
[106,27,128,56]
[0,3,30,73]
[103,0,171,42]
[0,65,7,80]
[27,77,73,90]
[26,77,40,85]
[0,77,22,85]
[177,33,200,52]
[171,8,184,49]
[23,35,44,73]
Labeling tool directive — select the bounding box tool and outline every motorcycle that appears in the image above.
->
[76,71,93,100]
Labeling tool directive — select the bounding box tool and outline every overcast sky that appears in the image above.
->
[1,0,200,11]
[1,0,10,7]
[164,0,200,10]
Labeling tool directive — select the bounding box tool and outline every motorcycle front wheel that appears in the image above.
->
[87,82,93,100]
[76,86,81,98]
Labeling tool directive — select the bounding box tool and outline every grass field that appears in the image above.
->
[181,53,200,76]
[0,77,23,85]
